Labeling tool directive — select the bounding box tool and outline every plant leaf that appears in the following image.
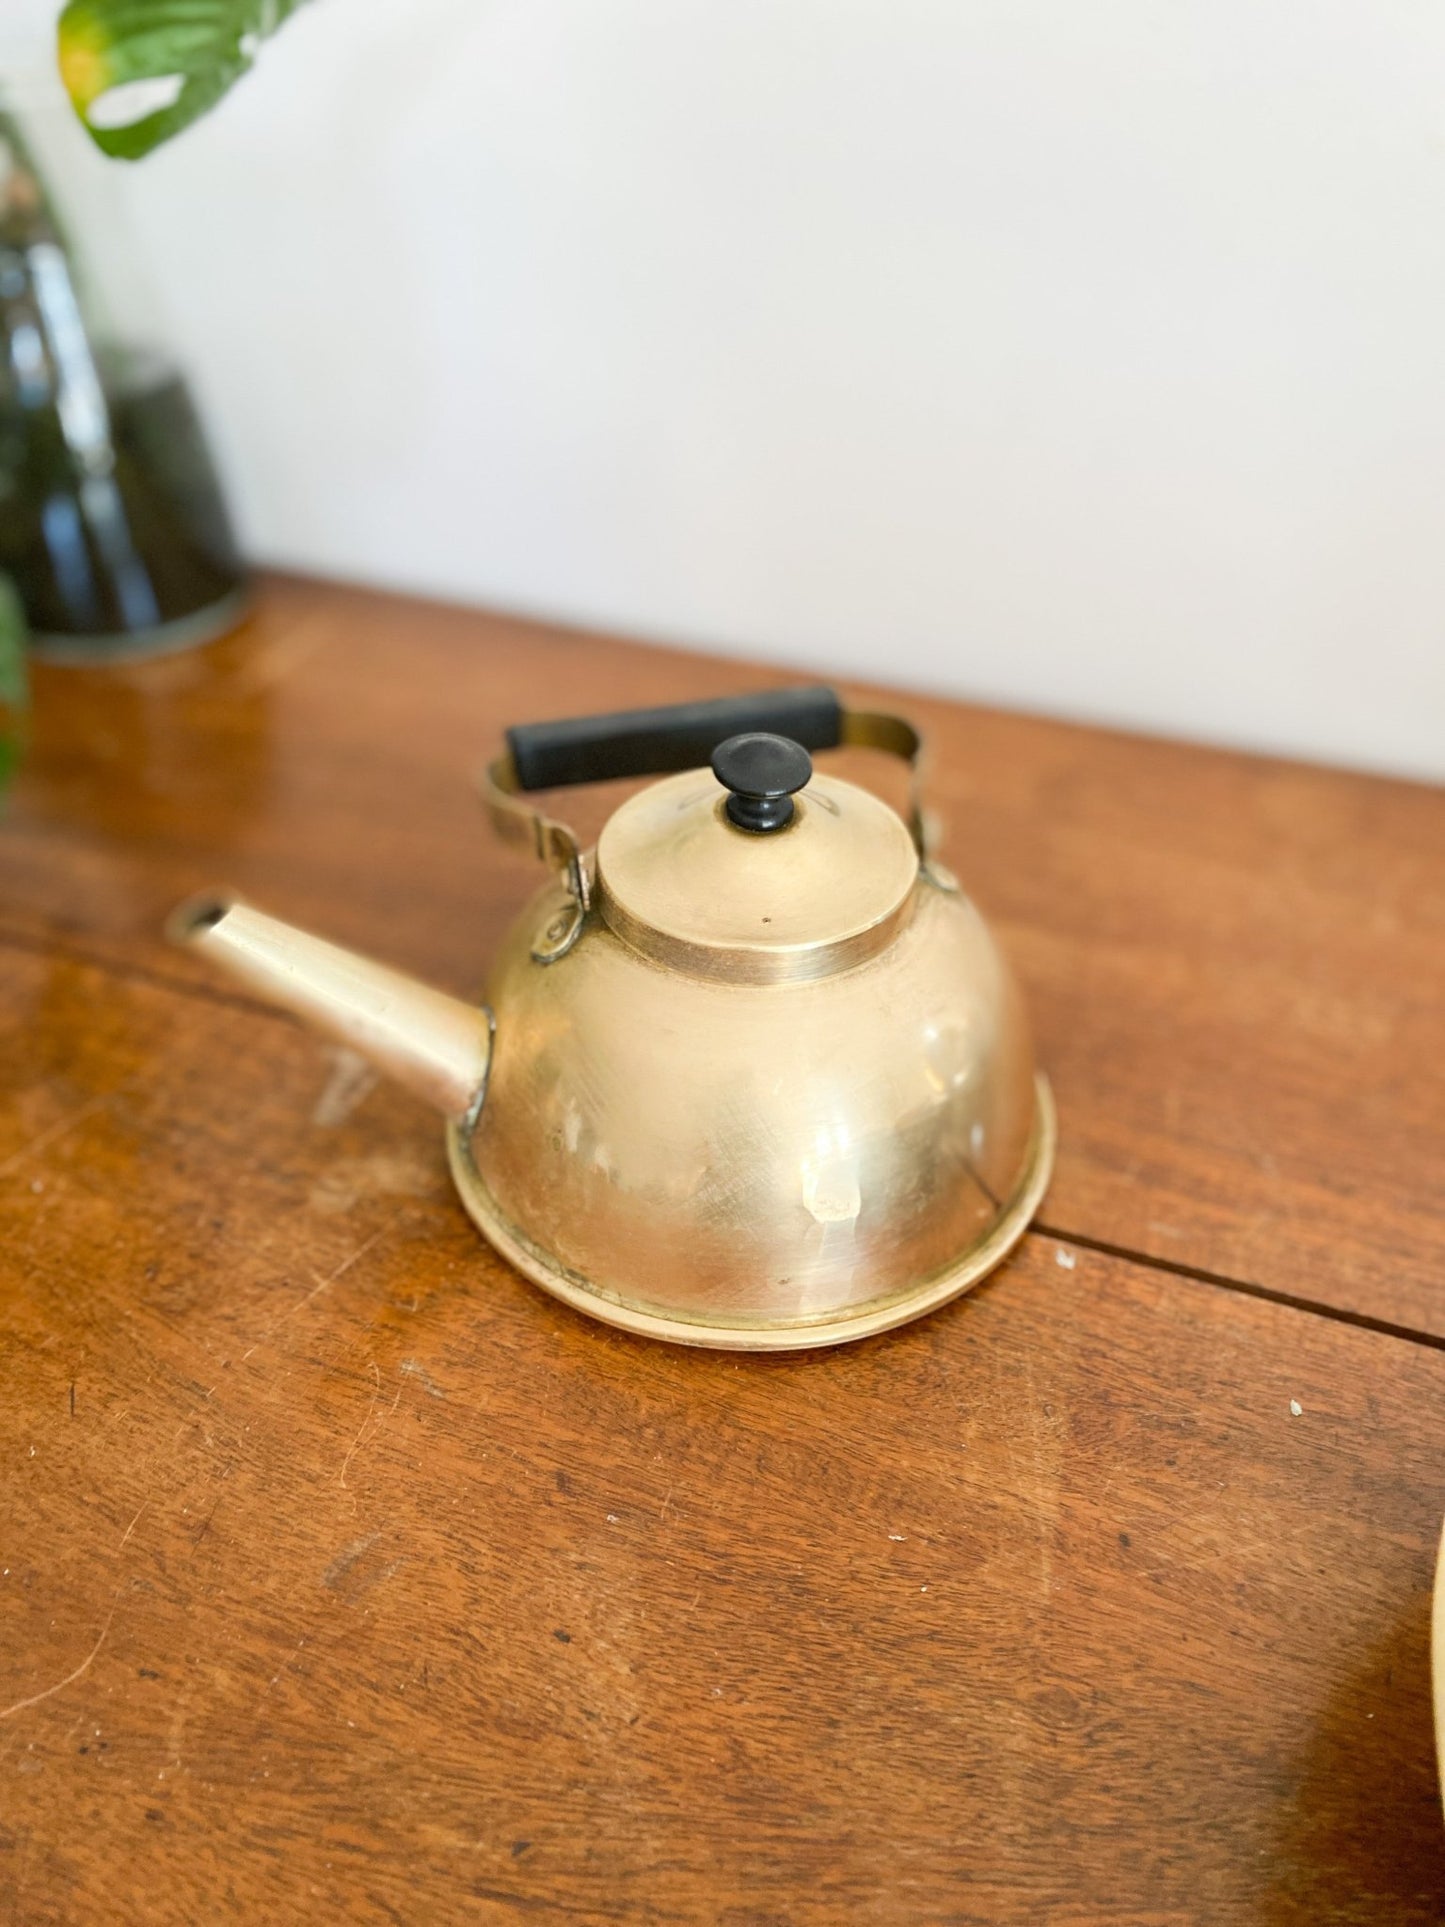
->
[58,0,312,161]
[0,574,30,801]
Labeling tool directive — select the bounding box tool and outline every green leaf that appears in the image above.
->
[0,574,29,801]
[58,0,312,161]
[0,575,28,709]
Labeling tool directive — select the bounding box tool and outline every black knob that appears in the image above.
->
[711,732,813,833]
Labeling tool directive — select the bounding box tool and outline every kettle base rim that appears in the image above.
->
[445,1076,1057,1352]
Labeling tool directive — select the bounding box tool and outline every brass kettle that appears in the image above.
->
[172,689,1054,1350]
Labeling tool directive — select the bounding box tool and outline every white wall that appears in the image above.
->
[99,0,1445,777]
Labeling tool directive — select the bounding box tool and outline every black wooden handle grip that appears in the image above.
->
[506,687,843,793]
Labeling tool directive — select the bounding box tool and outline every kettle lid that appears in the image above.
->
[596,732,920,983]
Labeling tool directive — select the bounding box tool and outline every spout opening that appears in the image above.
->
[167,890,237,947]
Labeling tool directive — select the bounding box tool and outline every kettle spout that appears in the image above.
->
[168,893,493,1123]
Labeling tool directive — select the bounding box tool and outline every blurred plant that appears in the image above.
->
[57,0,311,160]
[0,573,31,796]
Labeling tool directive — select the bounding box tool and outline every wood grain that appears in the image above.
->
[0,575,1439,1334]
[1,946,1442,1923]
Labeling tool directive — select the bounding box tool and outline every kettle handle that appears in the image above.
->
[479,686,930,927]
[505,687,848,791]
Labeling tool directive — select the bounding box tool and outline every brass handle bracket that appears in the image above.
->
[481,750,590,899]
[481,749,591,962]
[837,706,931,863]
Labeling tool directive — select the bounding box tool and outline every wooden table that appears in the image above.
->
[1,575,1442,1922]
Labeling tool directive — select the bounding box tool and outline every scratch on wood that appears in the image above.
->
[305,1219,398,1298]
[399,1358,445,1399]
[242,1217,400,1361]
[0,1608,114,1722]
[0,1093,112,1182]
[192,1496,221,1549]
[119,1500,150,1549]
[260,1631,311,1702]
[338,1361,399,1489]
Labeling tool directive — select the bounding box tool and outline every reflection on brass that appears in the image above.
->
[174,706,1055,1350]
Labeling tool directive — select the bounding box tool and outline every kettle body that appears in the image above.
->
[174,689,1054,1350]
